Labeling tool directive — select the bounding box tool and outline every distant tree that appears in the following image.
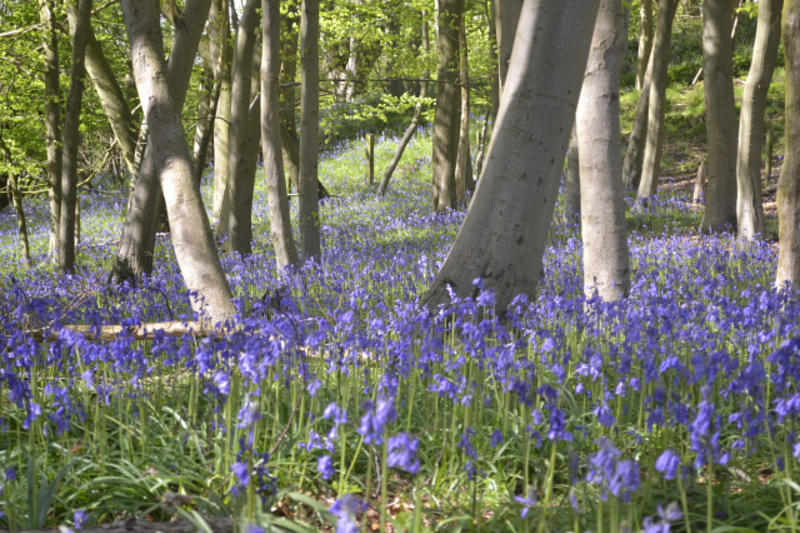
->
[454,7,474,204]
[737,0,782,241]
[210,0,232,227]
[699,0,738,232]
[563,126,580,223]
[576,0,630,301]
[622,50,653,191]
[635,0,653,90]
[777,0,800,289]
[424,0,599,311]
[494,0,522,93]
[299,0,321,258]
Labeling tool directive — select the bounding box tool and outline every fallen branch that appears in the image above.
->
[30,320,233,343]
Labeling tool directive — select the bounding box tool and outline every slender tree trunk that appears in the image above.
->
[211,0,232,226]
[193,63,217,185]
[262,0,299,270]
[699,0,738,232]
[454,11,473,204]
[432,0,462,212]
[299,0,321,259]
[494,0,522,92]
[577,0,630,301]
[280,0,300,191]
[635,0,653,90]
[223,0,260,253]
[736,0,782,241]
[68,5,137,176]
[377,85,427,196]
[424,0,599,311]
[776,0,800,289]
[59,0,92,275]
[563,125,581,224]
[693,160,707,203]
[487,0,499,126]
[636,0,680,201]
[121,0,236,323]
[39,0,62,261]
[622,50,654,190]
[8,174,31,268]
[111,0,213,281]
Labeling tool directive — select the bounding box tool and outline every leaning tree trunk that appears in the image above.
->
[299,0,321,259]
[223,0,260,253]
[636,0,680,201]
[494,0,523,92]
[563,125,581,224]
[622,50,654,190]
[454,10,473,204]
[635,0,653,90]
[432,0,462,212]
[736,0,782,241]
[120,0,236,324]
[210,0,232,227]
[59,0,92,275]
[699,0,738,232]
[111,0,213,281]
[262,0,299,270]
[776,0,800,289]
[38,0,62,260]
[423,0,599,311]
[576,0,630,301]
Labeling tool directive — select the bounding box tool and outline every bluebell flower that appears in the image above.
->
[329,494,363,533]
[514,490,536,518]
[231,461,249,495]
[655,449,681,481]
[73,509,88,530]
[317,455,334,480]
[387,433,420,474]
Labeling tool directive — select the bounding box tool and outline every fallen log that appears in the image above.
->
[29,320,235,343]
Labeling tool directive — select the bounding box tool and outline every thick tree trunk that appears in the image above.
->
[493,0,522,92]
[68,5,137,176]
[111,0,213,281]
[299,0,321,259]
[563,125,581,224]
[262,0,299,270]
[121,0,236,323]
[59,0,92,275]
[38,0,62,261]
[776,0,800,289]
[423,0,599,311]
[280,1,301,191]
[577,0,630,301]
[636,0,679,201]
[736,0,782,241]
[211,0,232,227]
[454,11,473,204]
[699,0,738,232]
[622,50,654,191]
[431,0,462,212]
[223,0,260,253]
[635,0,653,90]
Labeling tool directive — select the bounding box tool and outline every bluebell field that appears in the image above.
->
[1,130,800,532]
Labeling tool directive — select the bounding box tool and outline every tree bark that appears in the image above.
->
[192,63,217,185]
[576,0,630,301]
[494,0,522,92]
[635,0,653,90]
[8,173,31,268]
[776,0,800,289]
[636,0,680,201]
[299,0,321,259]
[487,0,499,126]
[454,10,474,204]
[121,0,236,323]
[431,0,462,212]
[622,49,654,190]
[111,0,213,281]
[38,0,62,261]
[280,1,300,191]
[210,0,232,227]
[262,0,299,270]
[699,0,738,232]
[223,0,261,253]
[563,125,581,224]
[59,0,92,275]
[736,0,782,241]
[423,0,599,311]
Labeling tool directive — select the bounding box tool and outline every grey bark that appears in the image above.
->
[280,0,300,191]
[693,160,707,203]
[210,0,232,226]
[494,0,522,92]
[736,0,782,241]
[576,0,630,301]
[622,49,653,190]
[299,0,321,258]
[262,0,299,270]
[699,0,739,232]
[423,0,599,311]
[59,0,92,275]
[121,0,236,323]
[39,0,62,260]
[454,10,473,204]
[223,0,260,253]
[431,0,462,211]
[487,0,499,126]
[563,125,580,224]
[636,0,680,201]
[111,0,213,281]
[776,0,800,289]
[635,0,653,90]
